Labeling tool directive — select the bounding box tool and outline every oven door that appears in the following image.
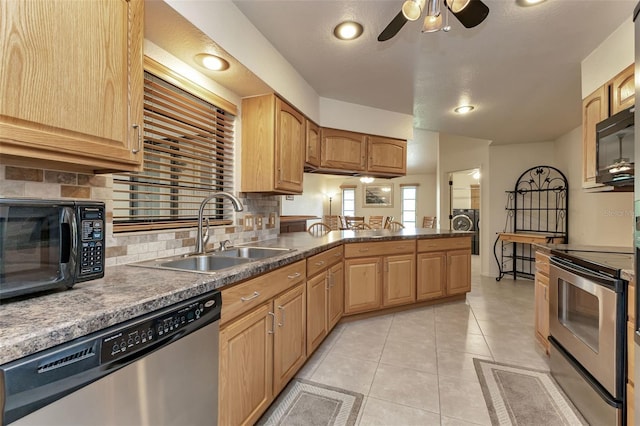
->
[549,258,625,398]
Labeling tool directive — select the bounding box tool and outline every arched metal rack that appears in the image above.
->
[494,165,568,281]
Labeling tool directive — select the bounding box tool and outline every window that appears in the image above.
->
[342,188,355,217]
[112,60,237,232]
[401,185,417,228]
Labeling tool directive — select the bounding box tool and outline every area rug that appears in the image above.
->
[473,358,588,426]
[257,379,364,426]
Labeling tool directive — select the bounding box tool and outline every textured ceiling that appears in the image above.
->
[232,0,633,146]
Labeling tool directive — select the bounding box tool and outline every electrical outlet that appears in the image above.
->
[256,215,263,228]
[243,214,254,231]
[267,213,276,229]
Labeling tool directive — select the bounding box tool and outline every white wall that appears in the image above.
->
[451,170,480,209]
[582,18,634,98]
[319,98,414,140]
[280,174,328,219]
[554,126,634,246]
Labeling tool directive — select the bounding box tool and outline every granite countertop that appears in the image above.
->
[0,229,470,365]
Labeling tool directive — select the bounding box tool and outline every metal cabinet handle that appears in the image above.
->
[241,291,260,302]
[132,124,142,154]
[268,312,276,334]
[287,272,301,279]
[278,305,285,327]
[315,261,325,266]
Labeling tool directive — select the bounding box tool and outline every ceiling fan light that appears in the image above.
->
[402,0,426,21]
[446,0,470,13]
[422,14,443,32]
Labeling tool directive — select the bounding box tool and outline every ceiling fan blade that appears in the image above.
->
[377,11,408,42]
[448,0,489,29]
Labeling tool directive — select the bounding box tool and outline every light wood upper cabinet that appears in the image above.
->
[582,86,609,188]
[611,64,635,115]
[305,119,321,170]
[581,63,634,189]
[367,136,407,176]
[241,94,305,194]
[320,128,367,172]
[0,0,144,172]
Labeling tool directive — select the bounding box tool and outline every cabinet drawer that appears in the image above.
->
[535,251,550,276]
[221,260,306,324]
[307,246,343,277]
[417,237,471,252]
[344,240,416,258]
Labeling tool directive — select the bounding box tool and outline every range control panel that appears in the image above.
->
[100,293,220,363]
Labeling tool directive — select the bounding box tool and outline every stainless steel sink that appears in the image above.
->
[129,246,295,274]
[214,246,293,259]
[160,255,252,272]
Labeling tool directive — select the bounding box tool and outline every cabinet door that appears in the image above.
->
[367,136,407,175]
[275,98,305,192]
[447,250,471,295]
[416,252,446,301]
[305,119,321,169]
[320,128,366,171]
[582,86,608,187]
[273,283,307,395]
[534,272,550,352]
[344,257,381,314]
[0,0,143,172]
[219,303,273,426]
[611,63,634,115]
[328,262,344,331]
[306,272,328,355]
[383,254,416,307]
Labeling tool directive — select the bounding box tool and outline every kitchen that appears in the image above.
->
[0,0,638,425]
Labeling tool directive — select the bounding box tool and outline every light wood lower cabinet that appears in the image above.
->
[416,237,472,301]
[306,272,328,354]
[344,240,416,315]
[327,262,344,330]
[219,261,306,426]
[534,251,550,353]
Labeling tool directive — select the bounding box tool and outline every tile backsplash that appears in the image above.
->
[0,165,280,266]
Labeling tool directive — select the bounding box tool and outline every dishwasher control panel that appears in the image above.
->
[100,292,221,363]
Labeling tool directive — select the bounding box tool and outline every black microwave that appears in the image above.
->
[596,105,634,188]
[0,199,105,300]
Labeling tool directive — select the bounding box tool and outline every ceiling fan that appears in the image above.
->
[378,0,490,42]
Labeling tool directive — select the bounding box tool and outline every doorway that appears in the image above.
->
[450,168,480,255]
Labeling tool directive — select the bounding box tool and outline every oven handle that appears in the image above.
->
[550,257,624,293]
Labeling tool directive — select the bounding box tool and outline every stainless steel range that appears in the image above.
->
[548,248,633,425]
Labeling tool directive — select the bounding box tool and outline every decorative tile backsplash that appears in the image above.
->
[0,165,280,266]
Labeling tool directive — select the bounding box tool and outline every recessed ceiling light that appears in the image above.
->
[454,105,474,114]
[194,53,230,71]
[333,21,364,40]
[516,0,546,6]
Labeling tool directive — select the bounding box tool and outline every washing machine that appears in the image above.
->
[452,209,480,255]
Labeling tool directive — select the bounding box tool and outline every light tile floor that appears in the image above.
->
[295,256,549,426]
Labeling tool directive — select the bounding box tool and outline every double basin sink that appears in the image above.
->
[131,246,295,274]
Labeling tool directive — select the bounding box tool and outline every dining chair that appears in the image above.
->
[337,215,348,230]
[323,215,340,230]
[351,222,372,230]
[344,216,365,229]
[368,215,384,229]
[307,222,332,235]
[422,216,437,228]
[383,216,395,229]
[387,221,405,230]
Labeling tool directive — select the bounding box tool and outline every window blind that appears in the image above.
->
[113,70,236,232]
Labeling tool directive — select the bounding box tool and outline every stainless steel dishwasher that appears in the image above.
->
[0,290,221,425]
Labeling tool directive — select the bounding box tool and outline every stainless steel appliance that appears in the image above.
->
[634,2,640,422]
[549,250,631,425]
[0,290,221,425]
[0,199,105,300]
[596,105,634,188]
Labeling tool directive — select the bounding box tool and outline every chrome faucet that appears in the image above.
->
[195,192,244,255]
